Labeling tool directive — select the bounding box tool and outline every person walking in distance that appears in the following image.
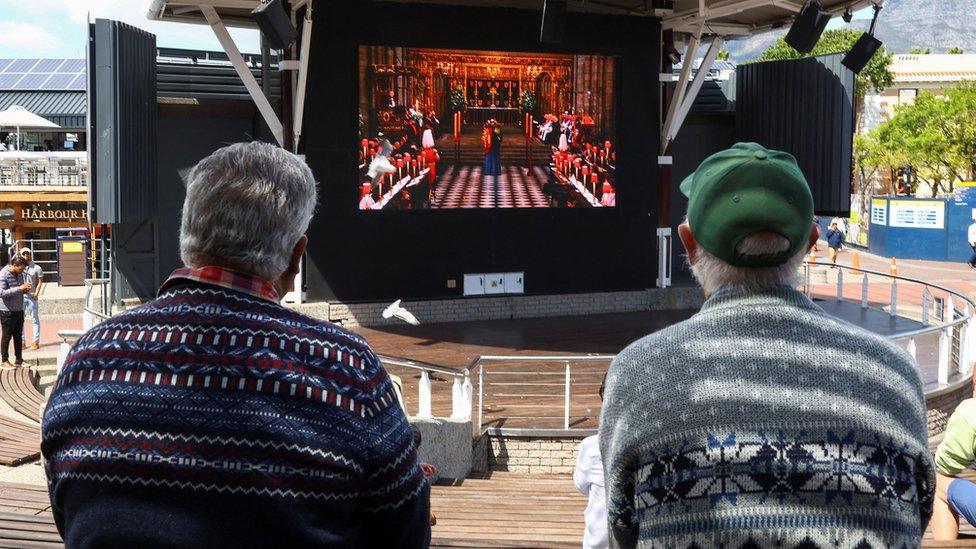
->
[20,248,42,350]
[825,221,845,267]
[0,256,31,367]
[968,218,976,268]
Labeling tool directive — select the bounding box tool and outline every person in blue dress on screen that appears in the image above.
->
[482,119,502,177]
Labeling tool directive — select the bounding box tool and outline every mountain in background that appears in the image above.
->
[723,0,976,62]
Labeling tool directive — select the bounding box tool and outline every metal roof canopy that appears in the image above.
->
[145,0,880,153]
[147,0,313,150]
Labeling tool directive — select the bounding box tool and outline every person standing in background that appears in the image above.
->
[0,256,30,367]
[574,376,608,549]
[20,248,42,350]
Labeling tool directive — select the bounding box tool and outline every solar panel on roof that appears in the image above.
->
[0,60,12,73]
[0,74,21,88]
[32,59,65,73]
[41,74,75,90]
[13,74,48,89]
[68,74,86,90]
[8,59,39,73]
[56,59,85,73]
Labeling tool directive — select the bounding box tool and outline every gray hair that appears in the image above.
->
[689,231,805,295]
[180,142,317,281]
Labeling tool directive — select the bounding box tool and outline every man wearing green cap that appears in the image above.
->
[600,143,933,548]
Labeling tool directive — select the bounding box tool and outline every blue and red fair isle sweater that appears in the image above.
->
[41,266,430,548]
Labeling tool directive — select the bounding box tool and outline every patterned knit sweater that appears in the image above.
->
[41,267,430,548]
[599,286,934,549]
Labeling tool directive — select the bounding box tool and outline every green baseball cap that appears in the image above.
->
[679,142,813,268]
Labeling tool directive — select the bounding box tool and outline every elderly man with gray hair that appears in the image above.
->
[41,142,431,547]
[600,143,933,548]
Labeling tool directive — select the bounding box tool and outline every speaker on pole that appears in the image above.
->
[540,0,567,44]
[251,0,297,50]
[784,0,831,54]
[842,34,882,73]
[842,4,884,74]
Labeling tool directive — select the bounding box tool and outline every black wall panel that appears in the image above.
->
[302,2,660,302]
[735,53,854,216]
[91,19,157,224]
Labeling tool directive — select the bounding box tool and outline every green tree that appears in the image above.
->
[948,46,965,54]
[755,29,893,99]
[863,85,976,196]
[909,47,931,54]
[716,49,730,61]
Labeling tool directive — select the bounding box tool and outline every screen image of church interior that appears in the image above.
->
[358,46,618,210]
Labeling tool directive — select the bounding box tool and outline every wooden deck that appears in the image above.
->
[0,367,45,423]
[431,472,585,548]
[0,414,40,466]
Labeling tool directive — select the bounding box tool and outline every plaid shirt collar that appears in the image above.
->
[159,266,280,303]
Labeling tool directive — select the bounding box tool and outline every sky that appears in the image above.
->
[0,0,260,59]
[0,1,872,60]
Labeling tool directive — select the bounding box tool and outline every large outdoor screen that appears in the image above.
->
[358,46,619,210]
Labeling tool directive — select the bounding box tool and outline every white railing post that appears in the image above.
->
[907,338,917,362]
[967,317,976,375]
[861,273,869,309]
[922,288,931,326]
[889,278,897,318]
[418,370,432,419]
[836,268,844,301]
[804,263,811,297]
[656,228,672,288]
[462,375,473,421]
[939,328,950,385]
[563,363,571,430]
[477,365,484,431]
[451,377,463,419]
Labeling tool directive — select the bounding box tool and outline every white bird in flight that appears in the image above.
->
[382,299,420,325]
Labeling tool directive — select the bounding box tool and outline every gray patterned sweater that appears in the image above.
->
[599,285,934,549]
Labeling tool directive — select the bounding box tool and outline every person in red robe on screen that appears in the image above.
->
[419,129,440,203]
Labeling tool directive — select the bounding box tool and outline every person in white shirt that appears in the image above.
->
[968,220,976,268]
[574,376,608,549]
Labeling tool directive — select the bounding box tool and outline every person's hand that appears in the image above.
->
[429,511,437,527]
[19,283,31,292]
[420,463,438,478]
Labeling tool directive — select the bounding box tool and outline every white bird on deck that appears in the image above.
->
[382,299,420,325]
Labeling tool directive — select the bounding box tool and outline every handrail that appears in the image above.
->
[476,263,976,435]
[380,354,468,378]
[805,260,975,334]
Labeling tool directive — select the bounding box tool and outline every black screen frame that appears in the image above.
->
[302,2,660,302]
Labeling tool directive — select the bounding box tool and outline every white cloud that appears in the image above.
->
[3,0,260,54]
[0,21,63,53]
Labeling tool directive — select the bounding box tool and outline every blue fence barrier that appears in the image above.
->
[868,195,975,263]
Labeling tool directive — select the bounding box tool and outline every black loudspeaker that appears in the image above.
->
[842,34,883,74]
[784,0,831,54]
[252,0,297,50]
[540,0,567,44]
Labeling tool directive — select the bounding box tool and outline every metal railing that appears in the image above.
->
[802,260,976,385]
[474,355,613,435]
[376,354,473,421]
[57,278,111,373]
[0,152,88,186]
[473,261,976,435]
[9,237,111,283]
